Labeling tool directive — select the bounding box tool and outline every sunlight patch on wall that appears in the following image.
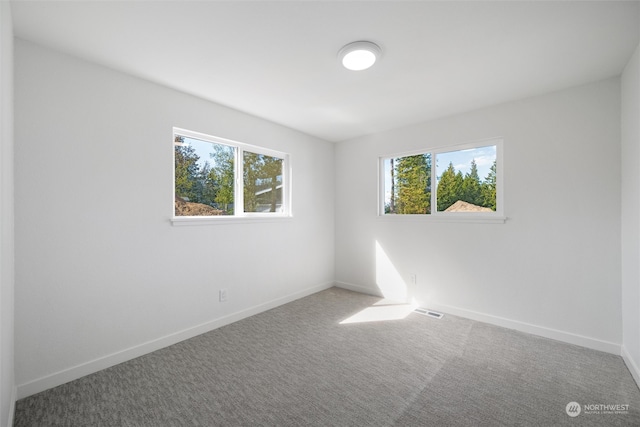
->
[375,240,407,301]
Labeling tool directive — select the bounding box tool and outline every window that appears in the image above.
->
[243,151,284,213]
[381,139,503,220]
[173,128,289,220]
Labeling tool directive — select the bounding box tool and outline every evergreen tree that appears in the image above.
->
[174,138,200,201]
[395,154,431,214]
[461,159,482,205]
[243,151,261,212]
[455,171,464,200]
[481,160,497,210]
[210,144,235,214]
[260,156,283,212]
[196,161,218,206]
[437,162,463,211]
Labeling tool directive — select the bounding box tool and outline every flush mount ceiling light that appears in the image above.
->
[339,41,381,71]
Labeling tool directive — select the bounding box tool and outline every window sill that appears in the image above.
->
[171,215,293,226]
[378,214,507,224]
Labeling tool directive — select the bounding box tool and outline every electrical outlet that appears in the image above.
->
[410,274,417,285]
[219,288,228,302]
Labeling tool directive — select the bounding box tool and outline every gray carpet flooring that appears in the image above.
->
[14,287,640,426]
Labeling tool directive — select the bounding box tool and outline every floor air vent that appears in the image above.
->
[414,308,444,319]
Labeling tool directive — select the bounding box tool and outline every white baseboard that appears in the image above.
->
[335,281,384,298]
[428,302,621,354]
[17,281,334,400]
[336,281,621,355]
[621,345,640,388]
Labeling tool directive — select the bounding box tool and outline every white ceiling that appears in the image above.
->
[11,1,640,142]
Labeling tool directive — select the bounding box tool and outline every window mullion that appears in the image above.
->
[236,147,244,216]
[431,152,438,215]
[282,156,289,216]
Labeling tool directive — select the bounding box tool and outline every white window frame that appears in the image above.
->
[172,127,291,225]
[379,138,505,223]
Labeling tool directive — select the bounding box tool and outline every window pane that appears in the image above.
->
[243,151,284,213]
[174,135,235,216]
[384,153,432,214]
[435,145,496,212]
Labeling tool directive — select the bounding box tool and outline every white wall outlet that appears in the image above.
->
[410,274,417,285]
[219,288,228,302]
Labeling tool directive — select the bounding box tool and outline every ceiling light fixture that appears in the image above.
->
[339,41,381,71]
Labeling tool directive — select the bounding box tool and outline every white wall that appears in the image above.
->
[14,40,335,398]
[336,78,622,353]
[0,1,15,425]
[622,41,640,384]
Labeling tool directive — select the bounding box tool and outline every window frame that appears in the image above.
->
[379,138,505,223]
[172,127,291,225]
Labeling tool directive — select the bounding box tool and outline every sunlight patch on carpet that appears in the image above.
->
[340,302,417,324]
